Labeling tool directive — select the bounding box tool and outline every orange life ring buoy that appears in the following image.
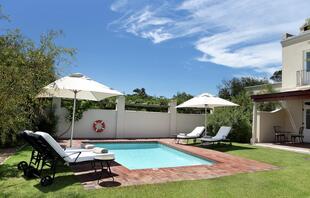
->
[92,120,105,132]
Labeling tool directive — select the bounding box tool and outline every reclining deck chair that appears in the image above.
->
[18,130,114,186]
[18,131,90,174]
[200,126,232,145]
[176,126,205,144]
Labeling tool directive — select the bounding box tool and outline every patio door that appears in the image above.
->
[303,102,310,140]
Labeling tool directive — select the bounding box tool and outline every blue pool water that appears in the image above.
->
[94,142,214,170]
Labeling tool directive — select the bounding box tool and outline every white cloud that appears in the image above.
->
[110,0,310,73]
[178,0,215,10]
[111,6,175,43]
[195,28,284,72]
[141,28,173,43]
[110,0,128,12]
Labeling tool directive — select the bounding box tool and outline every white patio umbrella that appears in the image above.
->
[37,73,123,147]
[176,93,239,132]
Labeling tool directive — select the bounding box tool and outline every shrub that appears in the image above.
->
[207,92,252,143]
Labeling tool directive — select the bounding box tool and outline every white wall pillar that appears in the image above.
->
[116,96,125,138]
[52,97,61,111]
[168,101,177,137]
[52,98,64,137]
[251,102,258,144]
[52,97,62,122]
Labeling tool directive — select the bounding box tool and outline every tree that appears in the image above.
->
[270,70,282,82]
[172,92,193,105]
[133,88,148,98]
[209,76,275,143]
[218,77,268,100]
[0,30,75,146]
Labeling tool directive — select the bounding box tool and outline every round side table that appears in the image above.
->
[93,155,115,183]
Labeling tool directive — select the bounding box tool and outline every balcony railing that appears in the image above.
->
[297,70,310,86]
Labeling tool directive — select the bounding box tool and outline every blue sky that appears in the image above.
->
[1,0,310,97]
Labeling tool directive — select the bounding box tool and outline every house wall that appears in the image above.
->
[282,38,310,89]
[55,97,204,139]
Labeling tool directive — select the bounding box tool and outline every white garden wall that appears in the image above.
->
[54,96,204,139]
[122,111,170,138]
[177,114,205,133]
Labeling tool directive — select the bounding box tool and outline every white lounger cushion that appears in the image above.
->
[64,148,90,153]
[200,126,231,141]
[177,126,205,138]
[66,151,114,163]
[92,147,108,154]
[24,130,34,134]
[35,131,114,163]
[81,143,95,149]
[35,131,68,157]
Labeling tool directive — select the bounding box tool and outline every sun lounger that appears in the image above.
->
[176,126,205,144]
[18,130,114,186]
[200,126,232,145]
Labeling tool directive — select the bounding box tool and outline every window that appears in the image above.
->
[304,51,310,71]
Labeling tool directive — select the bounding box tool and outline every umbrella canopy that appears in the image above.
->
[37,73,123,147]
[176,93,238,109]
[176,93,238,132]
[37,73,123,101]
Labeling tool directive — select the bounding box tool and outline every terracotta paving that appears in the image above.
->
[59,139,278,189]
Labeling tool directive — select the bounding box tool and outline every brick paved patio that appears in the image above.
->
[59,139,278,189]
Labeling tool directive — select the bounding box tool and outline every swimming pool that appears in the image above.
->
[93,142,214,170]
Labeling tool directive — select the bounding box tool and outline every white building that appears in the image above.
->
[251,19,310,143]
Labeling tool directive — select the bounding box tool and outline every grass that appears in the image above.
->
[1,144,310,198]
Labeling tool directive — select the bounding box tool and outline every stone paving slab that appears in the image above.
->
[255,143,310,154]
[59,139,278,189]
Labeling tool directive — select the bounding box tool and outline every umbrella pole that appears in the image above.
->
[70,91,77,148]
[205,106,207,134]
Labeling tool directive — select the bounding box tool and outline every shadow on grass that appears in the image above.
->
[99,180,121,187]
[34,168,121,192]
[1,161,72,177]
[34,174,79,193]
[196,143,256,152]
[1,160,77,192]
[0,163,20,179]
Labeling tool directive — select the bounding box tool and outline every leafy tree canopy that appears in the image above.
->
[172,92,193,105]
[0,29,75,146]
[270,70,282,82]
[132,88,148,98]
[218,77,268,100]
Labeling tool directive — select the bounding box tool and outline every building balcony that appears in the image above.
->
[297,70,310,86]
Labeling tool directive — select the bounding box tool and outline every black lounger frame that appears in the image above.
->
[18,131,84,186]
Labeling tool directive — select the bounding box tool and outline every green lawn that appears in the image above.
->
[1,144,310,198]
